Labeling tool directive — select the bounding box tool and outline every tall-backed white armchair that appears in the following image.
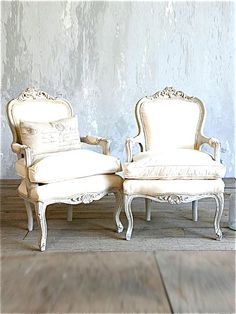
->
[7,88,123,251]
[123,87,226,240]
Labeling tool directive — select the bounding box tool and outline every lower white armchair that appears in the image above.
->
[123,87,226,241]
[7,88,123,251]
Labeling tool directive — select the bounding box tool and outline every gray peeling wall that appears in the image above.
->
[1,1,235,178]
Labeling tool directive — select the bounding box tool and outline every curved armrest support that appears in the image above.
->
[11,143,33,167]
[199,135,221,162]
[11,143,38,196]
[80,135,111,155]
[126,136,143,162]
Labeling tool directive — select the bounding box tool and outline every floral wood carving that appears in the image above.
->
[156,194,193,204]
[149,86,194,100]
[70,192,106,204]
[17,87,56,101]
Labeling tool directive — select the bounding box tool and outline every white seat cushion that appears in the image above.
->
[124,179,225,196]
[18,174,123,202]
[123,149,226,179]
[16,149,121,183]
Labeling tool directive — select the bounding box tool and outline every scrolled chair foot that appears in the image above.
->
[40,242,46,251]
[117,224,124,233]
[126,232,132,241]
[216,229,223,241]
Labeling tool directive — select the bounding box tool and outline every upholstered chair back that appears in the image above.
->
[7,88,73,145]
[135,87,205,151]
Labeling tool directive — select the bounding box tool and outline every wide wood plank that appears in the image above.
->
[156,251,236,314]
[1,252,171,313]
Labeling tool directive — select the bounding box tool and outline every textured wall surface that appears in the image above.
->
[1,1,235,178]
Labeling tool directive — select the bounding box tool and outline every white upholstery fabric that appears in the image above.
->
[124,179,224,196]
[16,149,121,183]
[123,149,226,179]
[9,98,73,143]
[18,174,123,202]
[139,99,201,150]
[19,116,80,154]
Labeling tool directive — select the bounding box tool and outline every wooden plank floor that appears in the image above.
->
[1,184,236,313]
[1,252,171,313]
[156,251,235,314]
[1,188,235,253]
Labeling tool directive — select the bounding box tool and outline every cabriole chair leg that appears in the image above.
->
[145,198,151,221]
[24,200,33,231]
[34,202,47,251]
[214,193,224,240]
[124,195,133,240]
[114,191,124,233]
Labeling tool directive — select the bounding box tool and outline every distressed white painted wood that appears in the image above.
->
[7,88,123,251]
[124,87,225,241]
[34,202,47,251]
[125,195,133,241]
[214,193,224,240]
[24,200,33,231]
[114,191,124,233]
[125,193,224,241]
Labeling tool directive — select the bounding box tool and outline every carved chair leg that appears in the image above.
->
[114,191,124,233]
[67,205,73,222]
[124,195,133,240]
[145,198,152,221]
[214,193,224,240]
[34,202,47,251]
[24,200,33,231]
[192,200,198,221]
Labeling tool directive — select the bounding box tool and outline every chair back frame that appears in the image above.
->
[134,86,206,152]
[7,87,74,147]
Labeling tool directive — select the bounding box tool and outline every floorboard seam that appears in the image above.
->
[153,252,174,314]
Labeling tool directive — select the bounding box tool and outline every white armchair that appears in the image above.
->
[123,87,226,240]
[7,88,123,251]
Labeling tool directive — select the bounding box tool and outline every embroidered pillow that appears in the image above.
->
[19,116,81,155]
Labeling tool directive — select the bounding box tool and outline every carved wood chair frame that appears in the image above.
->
[123,87,224,241]
[7,88,123,251]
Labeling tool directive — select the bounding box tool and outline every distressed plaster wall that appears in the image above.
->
[1,1,235,178]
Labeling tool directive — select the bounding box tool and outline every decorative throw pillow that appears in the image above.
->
[19,116,81,155]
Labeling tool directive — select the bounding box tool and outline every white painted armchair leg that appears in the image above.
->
[214,193,224,240]
[114,191,124,233]
[34,202,47,251]
[145,198,151,221]
[24,200,33,231]
[192,200,198,222]
[124,195,133,240]
[67,205,73,222]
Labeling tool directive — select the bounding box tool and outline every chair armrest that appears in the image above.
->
[80,135,111,155]
[11,143,33,167]
[126,136,143,162]
[199,135,221,162]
